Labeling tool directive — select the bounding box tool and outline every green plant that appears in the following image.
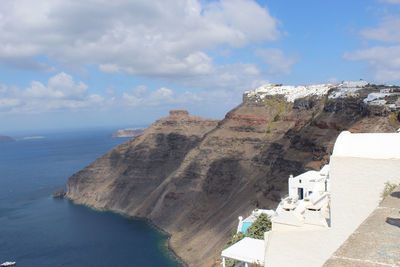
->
[224,258,238,267]
[382,181,397,198]
[247,214,272,240]
[389,111,400,128]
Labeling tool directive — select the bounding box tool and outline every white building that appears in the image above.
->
[222,131,400,267]
[272,166,330,232]
[264,131,400,267]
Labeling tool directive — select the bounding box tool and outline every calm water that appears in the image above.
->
[0,129,180,266]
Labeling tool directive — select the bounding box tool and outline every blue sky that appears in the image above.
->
[1,0,400,132]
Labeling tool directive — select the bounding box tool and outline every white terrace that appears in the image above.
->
[273,165,330,231]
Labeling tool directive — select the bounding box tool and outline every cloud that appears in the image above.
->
[344,12,400,82]
[0,72,102,113]
[379,0,400,3]
[0,0,280,78]
[0,68,256,118]
[344,45,400,82]
[0,98,22,111]
[360,16,400,43]
[131,85,149,97]
[123,87,202,108]
[256,48,297,75]
[175,62,263,92]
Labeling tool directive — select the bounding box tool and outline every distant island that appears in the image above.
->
[111,127,145,138]
[21,136,45,140]
[0,135,16,143]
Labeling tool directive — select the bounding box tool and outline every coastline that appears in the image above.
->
[65,198,187,267]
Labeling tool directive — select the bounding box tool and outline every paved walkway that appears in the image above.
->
[324,186,400,267]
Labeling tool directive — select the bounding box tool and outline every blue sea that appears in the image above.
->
[0,128,181,267]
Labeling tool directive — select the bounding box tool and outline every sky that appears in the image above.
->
[1,0,400,132]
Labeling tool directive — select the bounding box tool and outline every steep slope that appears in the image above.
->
[66,84,400,266]
[67,110,218,211]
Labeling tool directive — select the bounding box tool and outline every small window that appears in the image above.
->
[299,179,302,183]
[309,191,312,195]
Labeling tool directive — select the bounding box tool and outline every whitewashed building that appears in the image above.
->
[264,131,400,267]
[222,130,400,267]
[272,165,330,232]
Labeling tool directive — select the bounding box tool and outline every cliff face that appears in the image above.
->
[66,85,400,266]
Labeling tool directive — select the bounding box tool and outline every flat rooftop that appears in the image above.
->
[324,185,400,267]
[221,237,264,264]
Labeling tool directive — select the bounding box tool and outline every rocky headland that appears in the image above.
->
[0,135,15,143]
[111,127,146,138]
[66,82,400,266]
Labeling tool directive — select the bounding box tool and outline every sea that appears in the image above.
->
[0,128,181,267]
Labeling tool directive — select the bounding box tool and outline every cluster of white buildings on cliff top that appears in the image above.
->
[244,80,400,110]
[221,130,400,267]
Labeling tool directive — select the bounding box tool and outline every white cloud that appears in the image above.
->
[122,93,143,107]
[0,0,280,78]
[344,11,400,82]
[23,72,88,99]
[379,0,400,3]
[0,72,103,113]
[344,45,400,82]
[122,86,202,108]
[131,85,148,97]
[176,62,262,91]
[360,16,400,43]
[256,48,297,75]
[0,85,8,94]
[0,98,21,110]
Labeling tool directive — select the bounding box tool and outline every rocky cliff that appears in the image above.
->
[66,83,400,266]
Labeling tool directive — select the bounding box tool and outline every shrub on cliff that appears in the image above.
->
[247,214,272,239]
[222,214,271,266]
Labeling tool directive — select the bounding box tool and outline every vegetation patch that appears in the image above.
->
[246,214,272,239]
[264,97,292,134]
[388,111,400,129]
[382,181,398,198]
[222,214,272,266]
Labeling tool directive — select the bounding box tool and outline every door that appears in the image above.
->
[298,188,304,200]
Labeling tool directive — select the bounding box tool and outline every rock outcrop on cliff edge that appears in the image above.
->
[67,83,400,266]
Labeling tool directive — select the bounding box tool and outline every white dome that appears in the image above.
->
[332,131,400,159]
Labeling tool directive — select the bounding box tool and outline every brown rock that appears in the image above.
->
[170,110,189,116]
